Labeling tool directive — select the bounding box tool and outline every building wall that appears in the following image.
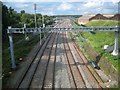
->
[77,14,119,25]
[109,14,120,21]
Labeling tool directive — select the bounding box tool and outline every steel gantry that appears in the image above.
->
[7,26,119,69]
[46,26,119,32]
[7,26,42,69]
[7,26,119,33]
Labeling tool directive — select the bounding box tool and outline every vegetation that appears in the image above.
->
[81,32,120,70]
[86,20,120,26]
[71,19,82,28]
[72,19,120,70]
[2,2,54,86]
[2,34,42,86]
[2,3,54,42]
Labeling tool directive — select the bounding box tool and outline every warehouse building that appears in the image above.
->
[109,14,120,21]
[78,14,119,25]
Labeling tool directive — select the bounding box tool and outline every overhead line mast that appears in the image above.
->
[34,3,37,28]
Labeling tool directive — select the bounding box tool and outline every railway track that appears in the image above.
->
[63,32,86,88]
[16,32,54,89]
[74,41,104,83]
[64,32,105,89]
[7,31,106,89]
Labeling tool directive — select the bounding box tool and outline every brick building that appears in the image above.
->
[89,14,108,21]
[109,14,120,21]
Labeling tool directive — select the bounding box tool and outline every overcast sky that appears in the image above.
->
[2,0,119,15]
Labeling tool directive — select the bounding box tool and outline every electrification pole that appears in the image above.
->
[34,4,41,45]
[8,26,16,70]
[112,31,119,56]
[34,4,37,28]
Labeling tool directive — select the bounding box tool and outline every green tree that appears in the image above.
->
[2,3,54,41]
[20,10,25,14]
[2,3,9,41]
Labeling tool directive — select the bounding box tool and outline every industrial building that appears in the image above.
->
[78,14,119,25]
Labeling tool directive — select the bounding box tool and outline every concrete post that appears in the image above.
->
[112,31,119,56]
[8,26,16,69]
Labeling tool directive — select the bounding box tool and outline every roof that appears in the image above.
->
[78,14,114,20]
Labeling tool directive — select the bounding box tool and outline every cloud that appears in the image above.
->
[43,11,54,15]
[111,0,119,4]
[40,11,54,15]
[2,0,63,2]
[77,1,117,15]
[2,0,120,3]
[83,1,103,9]
[3,2,118,15]
[83,11,89,14]
[83,2,96,8]
[15,3,30,8]
[57,2,73,11]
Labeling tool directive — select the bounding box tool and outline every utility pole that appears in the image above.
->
[34,4,41,45]
[34,3,37,28]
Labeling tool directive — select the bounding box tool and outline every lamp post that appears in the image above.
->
[34,3,37,28]
[34,4,42,45]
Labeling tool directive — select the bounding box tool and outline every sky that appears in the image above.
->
[2,0,120,15]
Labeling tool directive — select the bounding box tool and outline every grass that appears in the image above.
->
[81,32,115,52]
[81,32,120,70]
[86,20,120,26]
[71,19,120,71]
[2,33,43,86]
[84,20,120,71]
